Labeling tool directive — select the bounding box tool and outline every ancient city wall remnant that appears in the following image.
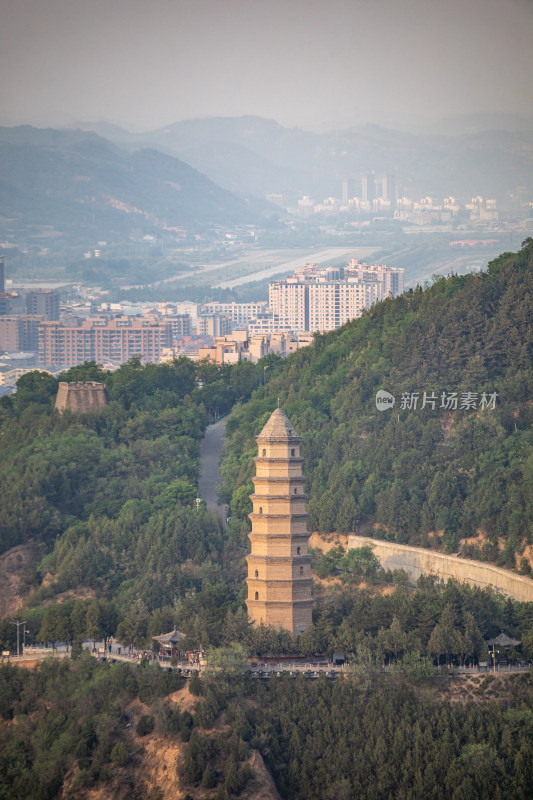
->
[55,381,109,414]
[348,535,533,602]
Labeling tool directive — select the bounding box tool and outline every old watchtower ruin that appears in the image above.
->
[55,381,109,414]
[246,408,313,634]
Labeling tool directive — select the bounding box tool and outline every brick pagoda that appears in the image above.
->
[246,408,313,634]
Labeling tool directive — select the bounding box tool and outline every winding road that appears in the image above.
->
[198,414,230,518]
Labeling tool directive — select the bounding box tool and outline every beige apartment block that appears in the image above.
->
[246,409,313,634]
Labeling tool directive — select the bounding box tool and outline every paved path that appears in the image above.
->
[198,415,230,518]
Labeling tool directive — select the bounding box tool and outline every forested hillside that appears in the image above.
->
[1,244,533,800]
[0,126,261,245]
[1,241,532,658]
[221,239,533,568]
[0,357,261,650]
[2,652,533,800]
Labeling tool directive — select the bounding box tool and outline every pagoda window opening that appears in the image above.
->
[255,591,259,600]
[259,507,262,515]
[297,546,301,555]
[255,569,258,578]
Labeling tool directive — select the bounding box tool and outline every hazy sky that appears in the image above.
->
[1,0,532,132]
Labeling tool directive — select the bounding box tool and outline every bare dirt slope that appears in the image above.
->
[308,531,349,553]
[70,685,281,800]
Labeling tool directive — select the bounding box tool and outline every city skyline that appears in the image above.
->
[1,0,532,133]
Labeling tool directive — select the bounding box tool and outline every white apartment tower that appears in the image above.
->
[268,260,403,334]
[268,280,308,332]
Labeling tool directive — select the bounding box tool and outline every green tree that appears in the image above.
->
[110,741,129,767]
[136,714,155,736]
[38,605,72,649]
[158,479,197,507]
[117,600,150,652]
[182,731,206,784]
[205,644,250,675]
[340,545,381,580]
[14,370,58,409]
[58,361,109,383]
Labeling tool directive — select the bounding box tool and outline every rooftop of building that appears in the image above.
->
[257,408,300,442]
[0,351,37,361]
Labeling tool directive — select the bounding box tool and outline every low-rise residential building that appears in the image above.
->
[201,301,268,327]
[197,331,313,365]
[0,364,56,387]
[247,313,290,335]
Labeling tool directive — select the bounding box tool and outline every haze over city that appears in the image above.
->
[2,0,533,797]
[1,0,532,132]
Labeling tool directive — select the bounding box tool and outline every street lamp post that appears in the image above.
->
[10,619,27,658]
[264,365,269,386]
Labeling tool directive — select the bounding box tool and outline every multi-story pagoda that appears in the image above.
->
[246,408,313,634]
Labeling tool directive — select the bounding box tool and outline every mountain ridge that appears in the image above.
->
[73,114,533,201]
[0,126,262,245]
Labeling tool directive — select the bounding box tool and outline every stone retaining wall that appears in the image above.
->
[348,535,533,602]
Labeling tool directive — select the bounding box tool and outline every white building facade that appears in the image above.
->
[268,261,404,334]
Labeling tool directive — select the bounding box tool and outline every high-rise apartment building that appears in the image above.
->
[268,281,309,331]
[345,260,404,296]
[342,180,349,205]
[268,261,403,333]
[308,281,382,332]
[38,317,172,368]
[196,314,233,337]
[26,289,60,320]
[164,315,192,338]
[361,174,376,204]
[381,173,396,208]
[0,316,41,353]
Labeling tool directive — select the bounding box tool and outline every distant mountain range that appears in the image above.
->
[0,126,264,246]
[1,117,532,250]
[71,115,533,202]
